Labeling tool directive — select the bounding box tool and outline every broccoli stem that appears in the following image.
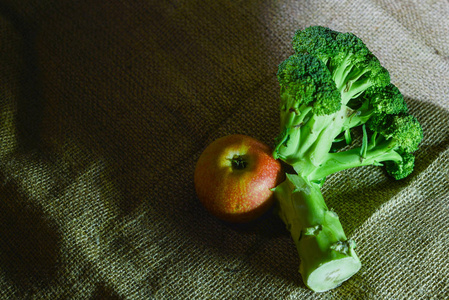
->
[309,139,402,181]
[274,174,361,292]
[275,105,350,167]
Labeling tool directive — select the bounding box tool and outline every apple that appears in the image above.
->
[194,134,283,223]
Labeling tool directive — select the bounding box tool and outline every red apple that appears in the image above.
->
[194,134,283,223]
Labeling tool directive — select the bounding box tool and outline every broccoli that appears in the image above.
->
[272,26,423,292]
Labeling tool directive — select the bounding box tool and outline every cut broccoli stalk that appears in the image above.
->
[274,174,361,292]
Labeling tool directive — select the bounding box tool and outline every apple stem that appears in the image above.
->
[230,155,248,170]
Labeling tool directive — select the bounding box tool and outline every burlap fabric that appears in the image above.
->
[0,0,448,299]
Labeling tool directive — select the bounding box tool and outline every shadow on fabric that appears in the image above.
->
[0,3,58,295]
[0,173,60,290]
[0,2,44,152]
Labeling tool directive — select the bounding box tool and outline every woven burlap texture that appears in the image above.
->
[0,0,448,299]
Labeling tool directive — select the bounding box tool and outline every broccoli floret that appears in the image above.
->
[293,26,390,101]
[366,113,423,179]
[385,151,415,180]
[347,83,408,124]
[277,53,341,116]
[272,26,423,292]
[274,52,344,167]
[368,113,423,153]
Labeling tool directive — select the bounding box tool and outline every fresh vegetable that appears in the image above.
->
[194,134,283,223]
[272,26,423,292]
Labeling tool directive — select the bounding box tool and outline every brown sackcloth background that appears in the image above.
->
[1,0,448,299]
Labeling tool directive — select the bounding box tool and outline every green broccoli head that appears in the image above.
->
[368,113,423,153]
[292,26,390,102]
[362,83,408,115]
[274,26,423,182]
[385,151,416,180]
[346,83,409,127]
[277,53,341,116]
[363,113,423,180]
[292,26,340,63]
